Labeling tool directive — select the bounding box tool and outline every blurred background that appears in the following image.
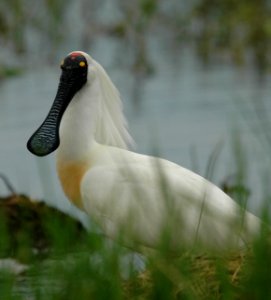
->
[1,0,271,219]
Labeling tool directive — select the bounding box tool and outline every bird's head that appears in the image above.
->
[27,51,133,157]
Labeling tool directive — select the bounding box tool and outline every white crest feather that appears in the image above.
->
[92,60,134,149]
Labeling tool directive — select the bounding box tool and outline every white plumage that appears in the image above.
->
[28,51,262,254]
[79,144,260,252]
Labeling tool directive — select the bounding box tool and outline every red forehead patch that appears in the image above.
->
[70,52,82,57]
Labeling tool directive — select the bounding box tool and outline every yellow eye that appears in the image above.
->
[79,61,86,67]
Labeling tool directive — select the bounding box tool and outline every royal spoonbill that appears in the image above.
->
[27,51,262,253]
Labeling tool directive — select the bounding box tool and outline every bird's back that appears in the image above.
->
[81,145,261,253]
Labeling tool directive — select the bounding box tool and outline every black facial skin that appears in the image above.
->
[27,53,88,156]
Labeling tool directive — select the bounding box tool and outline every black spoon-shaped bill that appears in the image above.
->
[27,53,88,156]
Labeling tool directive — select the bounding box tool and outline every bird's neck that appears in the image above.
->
[57,81,100,162]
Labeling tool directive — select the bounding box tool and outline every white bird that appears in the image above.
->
[27,51,262,254]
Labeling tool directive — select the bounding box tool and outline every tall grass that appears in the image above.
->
[1,135,271,300]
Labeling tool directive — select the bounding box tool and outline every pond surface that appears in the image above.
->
[1,38,271,220]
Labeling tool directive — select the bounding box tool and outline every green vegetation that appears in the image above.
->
[192,0,271,72]
[0,179,271,299]
[1,0,271,77]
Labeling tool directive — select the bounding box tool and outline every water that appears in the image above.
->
[0,39,271,221]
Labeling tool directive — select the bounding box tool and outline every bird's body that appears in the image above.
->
[57,142,260,252]
[28,51,262,253]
